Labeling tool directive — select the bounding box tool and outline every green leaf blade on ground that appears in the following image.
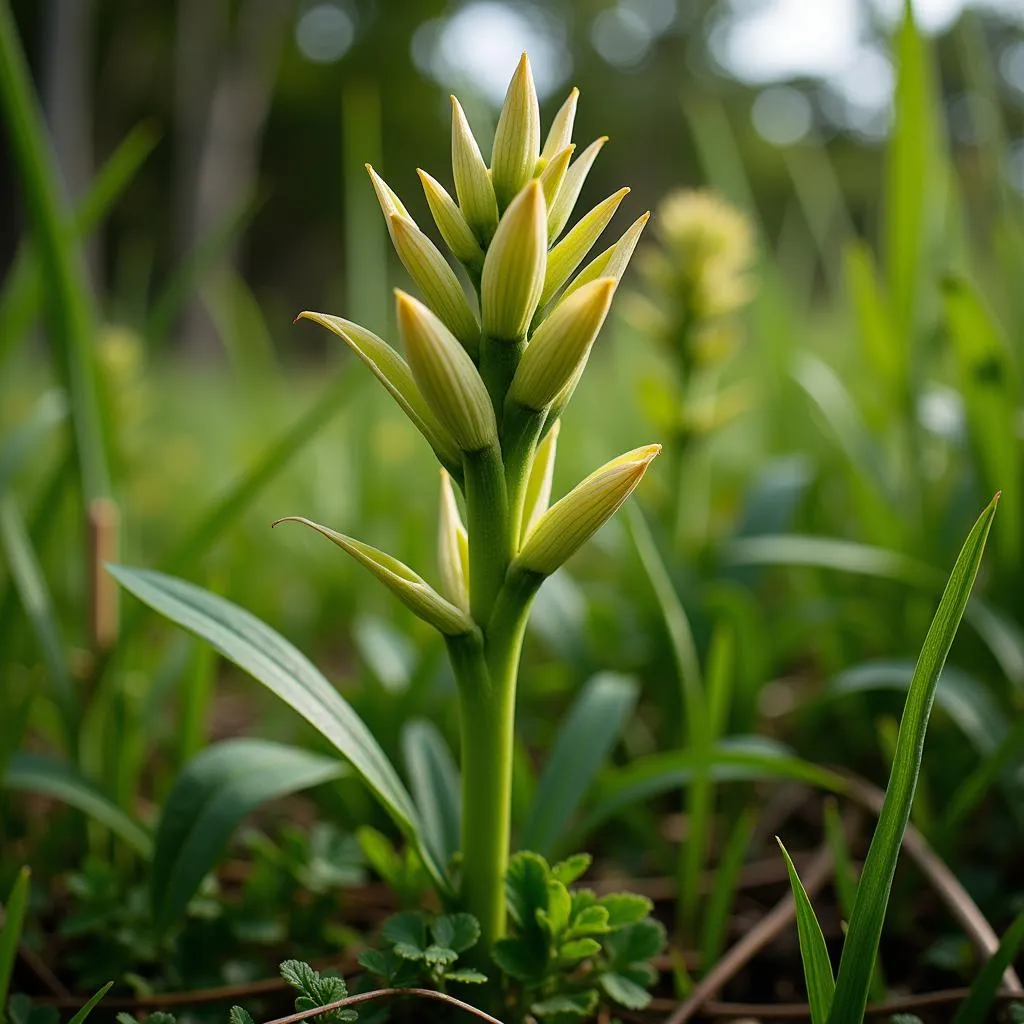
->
[401,719,461,871]
[0,866,30,1013]
[952,910,1024,1024]
[108,565,444,891]
[151,738,347,930]
[777,838,835,1024]
[827,495,998,1024]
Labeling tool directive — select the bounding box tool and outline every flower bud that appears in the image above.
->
[417,168,485,267]
[541,88,579,162]
[480,181,547,341]
[538,143,574,209]
[388,214,480,356]
[273,517,474,636]
[396,290,497,452]
[562,211,650,301]
[451,96,498,242]
[548,136,607,242]
[509,278,616,411]
[521,419,559,541]
[491,52,540,208]
[366,163,410,221]
[438,470,470,613]
[296,311,461,473]
[515,445,661,576]
[540,188,629,308]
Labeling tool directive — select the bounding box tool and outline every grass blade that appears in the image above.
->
[108,565,445,892]
[700,806,755,969]
[66,982,114,1024]
[520,672,639,857]
[2,752,151,856]
[827,495,998,1024]
[0,0,110,503]
[0,390,67,495]
[152,739,346,930]
[777,837,835,1024]
[401,719,461,870]
[0,866,29,1014]
[952,910,1024,1024]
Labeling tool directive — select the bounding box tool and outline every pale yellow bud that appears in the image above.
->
[521,420,560,542]
[562,211,650,301]
[548,136,607,242]
[296,311,461,473]
[480,181,547,341]
[515,445,661,576]
[540,87,579,162]
[366,164,410,221]
[540,188,629,308]
[491,52,540,208]
[538,143,574,209]
[273,517,474,636]
[388,214,480,356]
[510,278,616,411]
[451,96,499,242]
[417,168,485,267]
[438,470,470,613]
[396,290,497,452]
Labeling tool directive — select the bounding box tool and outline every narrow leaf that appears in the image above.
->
[952,910,1024,1024]
[401,719,461,869]
[0,867,29,1012]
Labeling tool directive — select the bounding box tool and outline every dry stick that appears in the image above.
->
[87,497,119,652]
[663,843,836,1024]
[841,771,1022,990]
[261,988,505,1024]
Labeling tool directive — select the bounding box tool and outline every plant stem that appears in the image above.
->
[463,445,510,624]
[479,333,524,428]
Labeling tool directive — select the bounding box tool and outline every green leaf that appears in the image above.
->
[700,806,755,970]
[952,910,1024,1024]
[431,913,479,954]
[599,971,652,1010]
[604,919,666,968]
[151,739,346,930]
[401,720,461,870]
[492,936,547,983]
[423,944,458,966]
[599,893,653,929]
[444,968,488,984]
[551,853,591,886]
[828,496,998,1024]
[521,672,639,856]
[777,838,834,1024]
[3,753,151,856]
[0,867,29,1012]
[108,566,445,891]
[66,983,113,1024]
[540,880,571,935]
[229,1007,255,1024]
[505,851,551,933]
[382,911,428,954]
[569,904,609,937]
[531,991,598,1019]
[558,937,601,961]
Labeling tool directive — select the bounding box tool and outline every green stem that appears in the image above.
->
[501,401,545,545]
[454,572,539,956]
[464,445,510,623]
[479,334,525,429]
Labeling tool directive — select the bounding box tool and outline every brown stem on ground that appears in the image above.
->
[260,988,505,1024]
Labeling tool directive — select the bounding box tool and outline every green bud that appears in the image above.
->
[417,168,485,267]
[396,290,498,452]
[365,163,410,221]
[521,419,559,542]
[491,52,540,209]
[561,211,650,301]
[388,214,480,356]
[438,469,470,613]
[451,96,499,243]
[296,311,461,474]
[538,143,574,209]
[510,278,616,411]
[548,136,607,242]
[273,516,474,636]
[540,88,579,162]
[540,188,629,308]
[480,180,547,341]
[515,445,661,576]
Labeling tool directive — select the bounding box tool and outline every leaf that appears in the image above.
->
[505,852,551,933]
[828,496,998,1024]
[551,853,591,886]
[600,971,652,1010]
[431,913,479,954]
[540,880,571,935]
[558,937,601,961]
[521,672,639,856]
[599,893,653,929]
[401,720,461,870]
[382,911,427,954]
[604,918,666,968]
[108,566,445,891]
[444,969,488,984]
[952,910,1024,1024]
[151,739,346,929]
[777,838,835,1024]
[423,945,458,966]
[66,983,114,1024]
[531,991,599,1018]
[492,936,546,983]
[0,867,29,1011]
[569,904,609,937]
[3,752,151,856]
[229,1008,255,1024]
[700,807,755,969]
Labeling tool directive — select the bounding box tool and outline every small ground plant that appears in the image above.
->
[111,55,664,1018]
